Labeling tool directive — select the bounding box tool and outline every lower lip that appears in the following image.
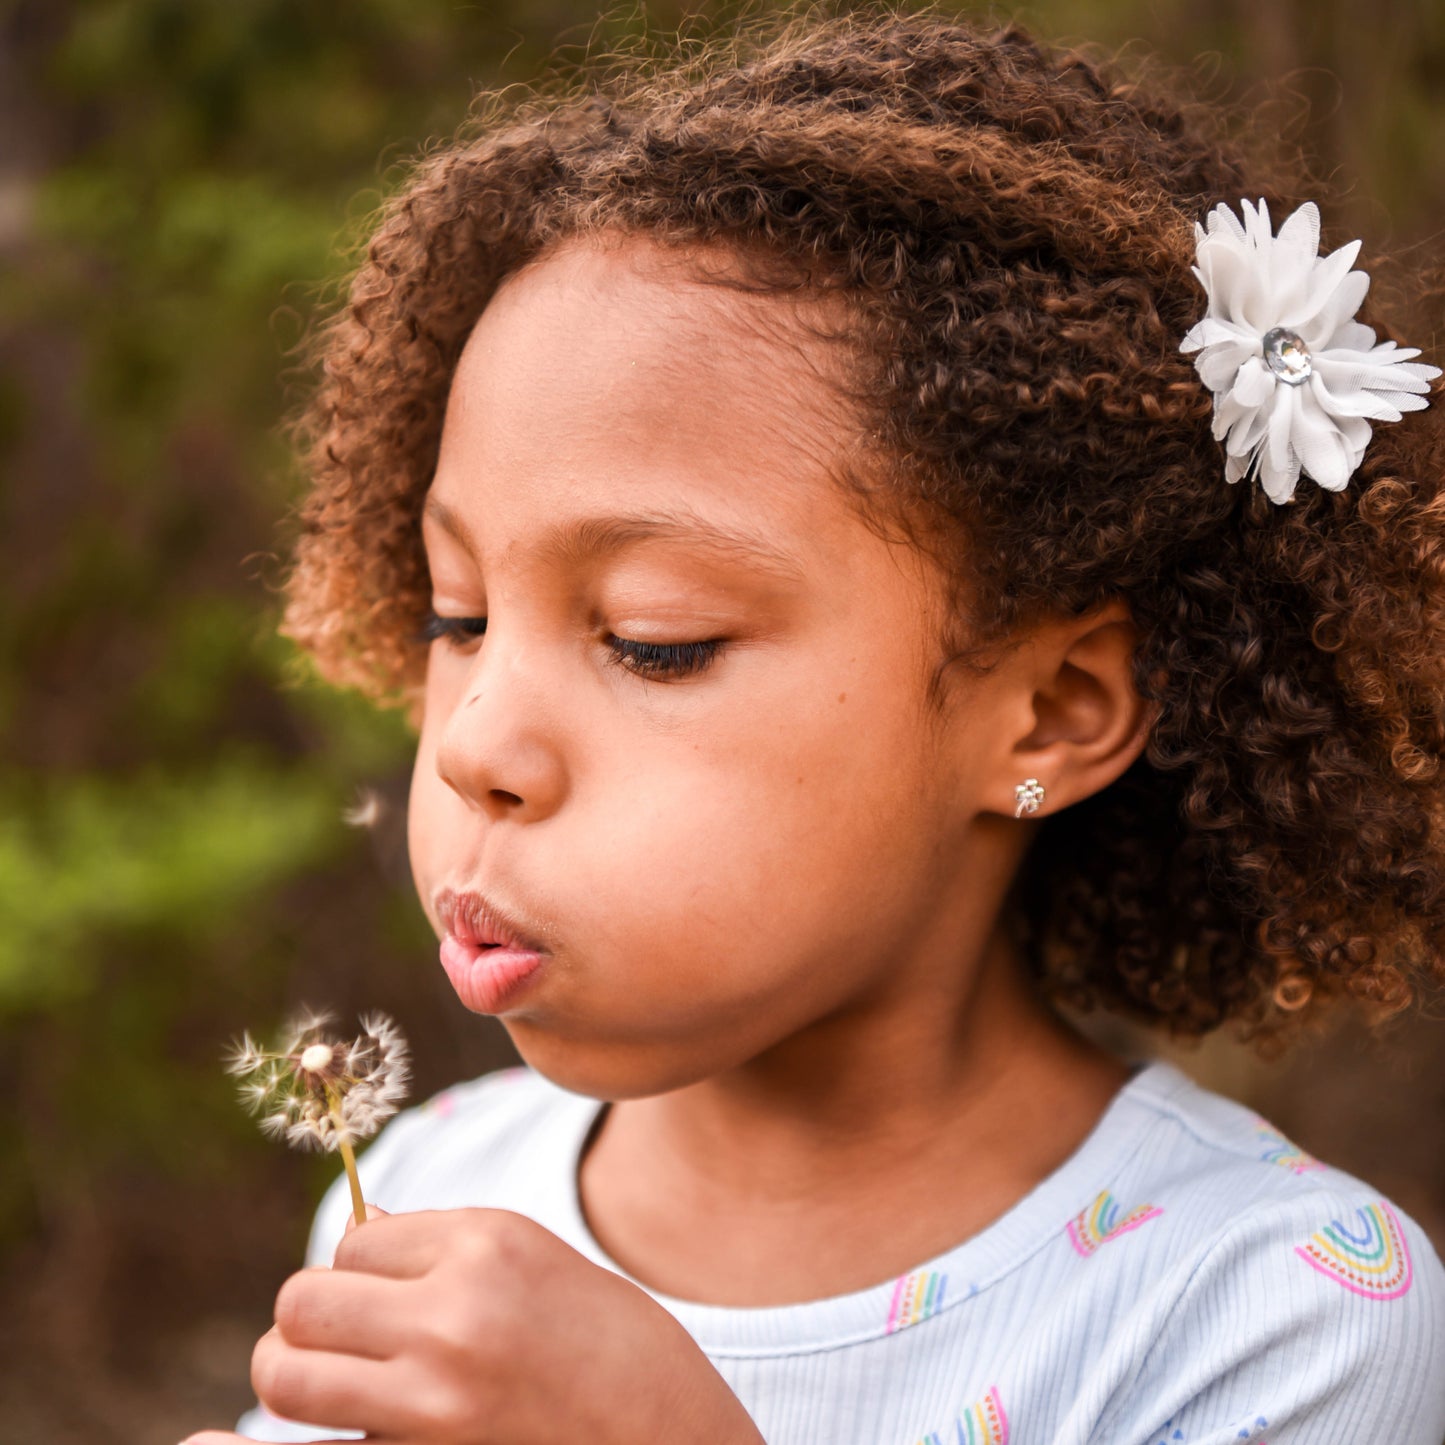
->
[439,935,546,1014]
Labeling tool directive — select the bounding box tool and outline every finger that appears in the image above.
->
[273,1265,414,1358]
[332,1207,459,1278]
[342,1201,390,1236]
[179,1435,366,1445]
[252,1327,414,1437]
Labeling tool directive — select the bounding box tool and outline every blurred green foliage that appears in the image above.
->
[0,759,336,1012]
[2,12,738,1387]
[1,0,1442,1436]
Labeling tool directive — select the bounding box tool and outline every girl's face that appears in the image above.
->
[409,237,1026,1099]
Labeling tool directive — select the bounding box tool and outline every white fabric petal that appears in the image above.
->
[1292,394,1354,490]
[1242,197,1273,250]
[1265,202,1321,322]
[1390,392,1434,413]
[1229,355,1276,409]
[1307,365,1405,420]
[1190,245,1231,320]
[1180,316,1254,353]
[1387,358,1441,387]
[1335,412,1374,463]
[1235,256,1280,335]
[1297,269,1370,351]
[1273,200,1319,268]
[1223,400,1271,458]
[1315,348,1433,387]
[1214,382,1257,448]
[1265,381,1298,474]
[1197,234,1261,325]
[1279,239,1362,340]
[1203,202,1246,243]
[1325,319,1378,352]
[1259,448,1301,504]
[1211,387,1254,442]
[1197,338,1259,392]
[1355,338,1423,362]
[1313,352,1437,411]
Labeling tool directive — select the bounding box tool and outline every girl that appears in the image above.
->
[193,10,1445,1443]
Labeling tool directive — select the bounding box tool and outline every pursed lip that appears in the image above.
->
[433,887,551,955]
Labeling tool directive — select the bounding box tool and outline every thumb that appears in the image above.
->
[343,1202,389,1235]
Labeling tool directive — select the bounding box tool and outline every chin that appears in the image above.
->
[503,1018,727,1101]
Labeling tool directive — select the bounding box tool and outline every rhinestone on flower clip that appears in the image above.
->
[1261,326,1311,385]
[1179,198,1441,503]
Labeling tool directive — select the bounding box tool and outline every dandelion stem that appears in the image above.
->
[327,1089,368,1227]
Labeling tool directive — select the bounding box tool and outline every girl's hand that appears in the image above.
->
[183,1206,765,1445]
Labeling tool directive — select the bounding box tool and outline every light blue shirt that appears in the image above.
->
[238,1059,1445,1443]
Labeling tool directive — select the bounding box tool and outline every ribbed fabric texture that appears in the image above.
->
[237,1060,1445,1444]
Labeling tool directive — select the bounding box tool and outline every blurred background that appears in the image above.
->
[0,1,1442,1440]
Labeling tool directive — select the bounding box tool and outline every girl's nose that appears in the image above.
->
[431,640,568,822]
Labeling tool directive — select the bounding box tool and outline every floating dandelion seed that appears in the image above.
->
[225,1009,410,1226]
[342,787,384,830]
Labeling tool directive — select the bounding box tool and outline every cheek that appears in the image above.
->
[405,683,455,914]
[403,612,970,1014]
[565,681,948,988]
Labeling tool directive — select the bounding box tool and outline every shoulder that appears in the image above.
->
[1116,1060,1444,1328]
[302,1064,598,1268]
[1112,1060,1434,1231]
[1083,1062,1445,1444]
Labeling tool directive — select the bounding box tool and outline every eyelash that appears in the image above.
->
[419,611,724,680]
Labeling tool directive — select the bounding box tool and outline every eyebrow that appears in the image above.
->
[422,495,808,582]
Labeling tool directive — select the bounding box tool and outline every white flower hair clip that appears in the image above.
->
[1180,198,1440,504]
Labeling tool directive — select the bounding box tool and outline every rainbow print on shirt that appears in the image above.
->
[913,1386,1009,1445]
[886,1269,948,1333]
[1152,1412,1268,1444]
[1295,1200,1414,1299]
[1253,1119,1322,1175]
[1066,1190,1162,1257]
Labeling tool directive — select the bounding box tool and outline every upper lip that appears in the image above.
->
[435,887,550,953]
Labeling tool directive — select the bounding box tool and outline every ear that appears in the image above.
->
[979,599,1154,821]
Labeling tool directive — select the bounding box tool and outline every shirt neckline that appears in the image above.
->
[546,1057,1190,1358]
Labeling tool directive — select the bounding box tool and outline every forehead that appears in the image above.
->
[431,235,871,554]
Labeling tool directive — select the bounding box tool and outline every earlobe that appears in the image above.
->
[998,603,1151,819]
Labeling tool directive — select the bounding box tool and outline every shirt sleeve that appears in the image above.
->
[1090,1189,1445,1445]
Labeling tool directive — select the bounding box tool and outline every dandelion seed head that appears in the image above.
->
[260,1110,292,1141]
[282,1008,335,1053]
[223,1009,412,1154]
[224,1032,265,1077]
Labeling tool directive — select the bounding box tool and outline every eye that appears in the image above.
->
[421,610,487,647]
[607,636,724,679]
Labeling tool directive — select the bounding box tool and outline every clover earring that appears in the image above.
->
[1014,778,1045,818]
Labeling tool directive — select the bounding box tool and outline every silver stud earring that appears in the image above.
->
[1014,778,1045,818]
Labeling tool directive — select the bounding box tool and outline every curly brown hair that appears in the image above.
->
[282,6,1445,1048]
